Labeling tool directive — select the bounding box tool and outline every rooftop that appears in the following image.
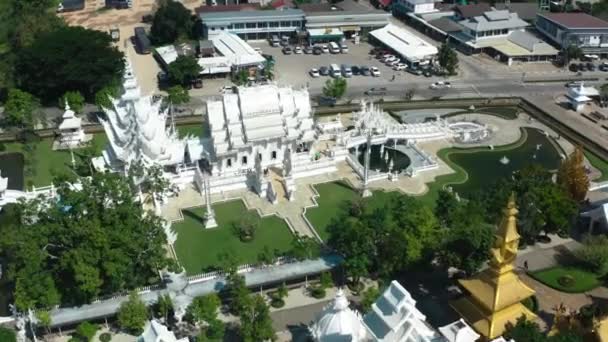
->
[494,2,538,21]
[300,0,387,16]
[455,3,492,18]
[369,24,438,62]
[459,10,529,32]
[199,8,304,21]
[539,12,608,29]
[195,3,260,13]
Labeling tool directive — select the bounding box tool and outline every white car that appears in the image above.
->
[294,46,303,54]
[383,55,397,63]
[321,45,330,54]
[309,68,320,77]
[220,85,235,93]
[393,63,407,71]
[430,81,452,89]
[387,59,400,66]
[370,66,381,77]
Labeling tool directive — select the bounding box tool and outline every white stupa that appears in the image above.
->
[139,320,188,342]
[310,289,368,342]
[95,60,185,171]
[566,82,599,112]
[55,101,89,150]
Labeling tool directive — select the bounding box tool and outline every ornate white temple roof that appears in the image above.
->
[58,102,82,131]
[310,289,368,342]
[138,320,188,342]
[363,280,443,342]
[206,84,316,157]
[439,319,480,342]
[99,60,185,166]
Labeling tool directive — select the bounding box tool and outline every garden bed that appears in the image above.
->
[529,267,601,293]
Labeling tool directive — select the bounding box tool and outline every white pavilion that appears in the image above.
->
[93,60,186,172]
[566,82,599,112]
[138,320,188,342]
[54,101,90,150]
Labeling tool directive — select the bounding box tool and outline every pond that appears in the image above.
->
[447,128,562,196]
[354,144,411,173]
[0,152,25,190]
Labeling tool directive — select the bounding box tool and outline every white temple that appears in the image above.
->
[310,281,480,342]
[138,320,188,342]
[93,60,185,172]
[55,101,90,150]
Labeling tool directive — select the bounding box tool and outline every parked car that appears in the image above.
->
[430,81,451,89]
[321,45,330,54]
[384,55,397,63]
[600,63,608,71]
[364,87,388,96]
[309,68,320,77]
[360,66,371,76]
[587,62,596,71]
[387,59,400,67]
[341,64,353,78]
[133,27,151,54]
[351,65,361,75]
[406,67,422,76]
[319,66,330,76]
[304,46,314,54]
[578,63,587,71]
[394,63,407,71]
[220,85,235,93]
[282,47,292,55]
[565,81,583,88]
[370,66,381,77]
[294,46,303,54]
[313,46,323,55]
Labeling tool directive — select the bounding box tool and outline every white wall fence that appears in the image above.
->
[186,256,294,284]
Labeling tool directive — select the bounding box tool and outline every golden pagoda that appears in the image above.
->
[451,194,537,339]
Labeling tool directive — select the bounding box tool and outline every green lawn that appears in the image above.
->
[172,200,295,275]
[530,267,602,293]
[305,181,401,241]
[2,133,107,188]
[584,150,608,182]
[176,122,208,139]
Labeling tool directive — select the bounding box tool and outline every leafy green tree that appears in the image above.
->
[0,172,172,310]
[0,327,16,342]
[166,85,190,105]
[575,235,608,276]
[99,333,112,342]
[226,272,251,315]
[327,216,372,285]
[437,42,459,75]
[155,293,173,323]
[232,70,249,86]
[257,245,275,266]
[562,44,582,66]
[360,286,380,311]
[217,249,239,274]
[94,84,119,110]
[434,189,460,227]
[117,292,148,335]
[322,77,347,99]
[75,321,99,342]
[187,294,221,324]
[59,91,85,114]
[16,26,124,101]
[289,235,319,261]
[505,316,546,342]
[150,0,194,45]
[205,318,225,340]
[167,55,202,87]
[239,295,276,342]
[36,310,52,334]
[3,88,39,129]
[233,212,259,242]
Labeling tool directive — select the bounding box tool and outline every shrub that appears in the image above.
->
[233,213,258,242]
[521,295,539,313]
[99,332,112,342]
[75,321,99,341]
[575,235,608,276]
[558,275,575,288]
[270,298,285,308]
[311,286,326,299]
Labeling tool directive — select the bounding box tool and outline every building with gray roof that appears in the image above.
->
[536,12,608,56]
[458,10,529,43]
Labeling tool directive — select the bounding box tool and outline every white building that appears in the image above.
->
[395,0,438,14]
[138,320,188,342]
[93,61,186,171]
[369,24,438,66]
[458,10,529,43]
[55,102,89,149]
[566,82,599,112]
[311,281,480,342]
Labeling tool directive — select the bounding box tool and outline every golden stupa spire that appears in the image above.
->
[450,193,537,339]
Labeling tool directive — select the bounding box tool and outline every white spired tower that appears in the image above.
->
[92,59,185,172]
[54,101,90,150]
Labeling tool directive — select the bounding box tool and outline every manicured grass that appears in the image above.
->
[305,181,401,241]
[530,267,602,293]
[172,200,295,275]
[584,150,608,182]
[176,122,208,139]
[2,133,107,189]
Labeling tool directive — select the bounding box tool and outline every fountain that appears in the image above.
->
[500,156,510,165]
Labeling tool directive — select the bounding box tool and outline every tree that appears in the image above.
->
[167,55,202,87]
[434,189,460,227]
[166,85,190,105]
[0,172,172,310]
[257,245,275,266]
[437,42,459,75]
[117,292,148,335]
[327,216,372,285]
[36,310,52,334]
[225,272,250,315]
[322,77,347,99]
[155,293,173,323]
[59,91,85,114]
[187,294,221,324]
[75,321,99,342]
[505,316,546,342]
[150,0,194,45]
[233,212,259,242]
[3,88,39,129]
[239,295,276,342]
[360,286,380,311]
[575,235,608,276]
[562,44,582,66]
[94,84,119,110]
[557,146,589,202]
[232,69,249,86]
[16,26,125,102]
[289,235,319,261]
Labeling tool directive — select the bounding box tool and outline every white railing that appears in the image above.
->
[186,256,294,284]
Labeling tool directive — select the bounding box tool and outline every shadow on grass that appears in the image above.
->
[182,208,206,227]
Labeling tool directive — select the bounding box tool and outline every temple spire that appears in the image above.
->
[490,193,520,272]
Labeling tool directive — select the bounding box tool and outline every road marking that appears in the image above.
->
[471,84,481,96]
